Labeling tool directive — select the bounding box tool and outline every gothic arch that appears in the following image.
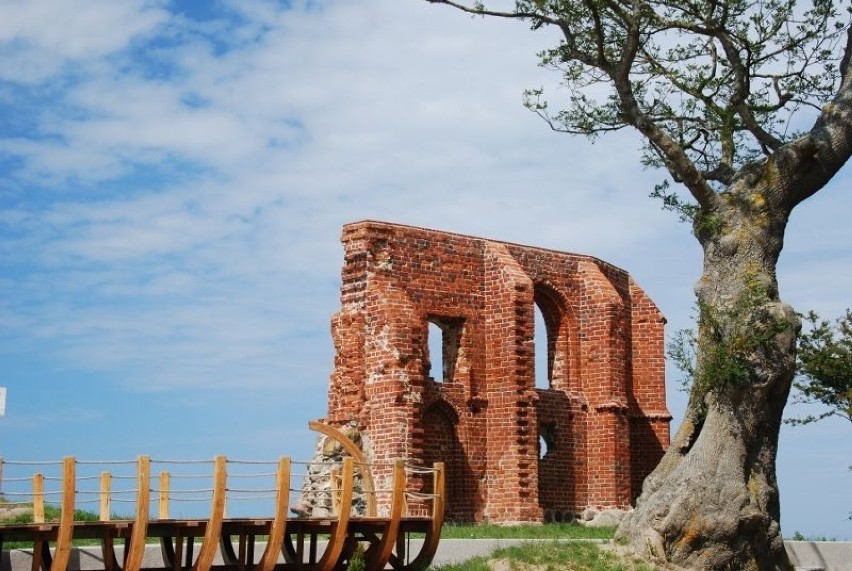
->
[533,282,580,393]
[419,399,474,522]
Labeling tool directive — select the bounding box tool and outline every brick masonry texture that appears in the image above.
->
[325,220,671,523]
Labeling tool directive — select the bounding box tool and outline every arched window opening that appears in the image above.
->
[534,303,550,389]
[427,317,464,383]
[539,435,548,459]
[427,322,443,381]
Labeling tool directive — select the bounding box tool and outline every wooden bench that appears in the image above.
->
[0,425,444,571]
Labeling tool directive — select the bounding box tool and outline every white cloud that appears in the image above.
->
[3,0,848,398]
[0,0,169,83]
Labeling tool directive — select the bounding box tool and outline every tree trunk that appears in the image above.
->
[616,186,799,570]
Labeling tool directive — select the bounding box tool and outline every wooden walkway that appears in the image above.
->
[0,423,444,571]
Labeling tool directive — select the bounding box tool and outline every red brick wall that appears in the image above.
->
[326,221,670,522]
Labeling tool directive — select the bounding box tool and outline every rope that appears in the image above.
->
[227,472,278,478]
[0,476,36,482]
[165,473,217,480]
[74,475,103,482]
[150,488,213,494]
[76,460,138,466]
[225,460,278,466]
[226,488,277,494]
[403,466,437,475]
[224,494,276,501]
[150,459,214,465]
[404,491,438,500]
[164,497,212,503]
[0,460,62,466]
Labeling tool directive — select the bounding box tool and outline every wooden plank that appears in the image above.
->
[123,455,150,571]
[315,457,353,571]
[256,457,290,571]
[49,456,76,571]
[364,458,405,570]
[191,455,226,571]
[31,534,44,571]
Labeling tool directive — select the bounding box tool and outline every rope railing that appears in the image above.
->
[0,425,447,571]
[0,458,437,504]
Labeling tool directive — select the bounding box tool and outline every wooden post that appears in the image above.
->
[123,455,150,571]
[158,471,170,519]
[50,456,76,571]
[32,473,44,524]
[330,467,340,516]
[432,462,445,527]
[100,472,112,521]
[193,456,227,571]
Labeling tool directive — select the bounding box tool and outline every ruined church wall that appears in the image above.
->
[325,220,670,523]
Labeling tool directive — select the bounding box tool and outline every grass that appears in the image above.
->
[2,505,105,525]
[430,541,658,571]
[440,522,616,540]
[0,505,130,548]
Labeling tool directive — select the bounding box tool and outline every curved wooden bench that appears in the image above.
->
[389,462,445,571]
[216,457,290,571]
[280,457,353,571]
[0,430,445,571]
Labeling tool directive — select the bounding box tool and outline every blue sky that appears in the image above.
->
[0,0,849,537]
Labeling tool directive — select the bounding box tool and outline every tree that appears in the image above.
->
[425,1,851,569]
[789,309,852,426]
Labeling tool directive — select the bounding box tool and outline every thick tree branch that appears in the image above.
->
[780,25,852,209]
[612,75,720,210]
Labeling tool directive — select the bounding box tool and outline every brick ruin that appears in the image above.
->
[324,220,670,523]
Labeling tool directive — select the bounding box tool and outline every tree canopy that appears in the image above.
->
[426,1,852,569]
[791,309,852,425]
[430,0,851,216]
